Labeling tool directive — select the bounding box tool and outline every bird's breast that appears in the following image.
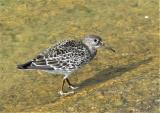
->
[88,49,97,61]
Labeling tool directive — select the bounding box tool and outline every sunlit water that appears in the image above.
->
[0,0,159,112]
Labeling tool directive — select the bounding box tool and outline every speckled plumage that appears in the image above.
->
[17,35,113,95]
[30,40,96,77]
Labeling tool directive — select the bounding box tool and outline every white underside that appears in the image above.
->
[43,68,79,79]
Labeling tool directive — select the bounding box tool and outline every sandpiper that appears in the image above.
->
[17,35,115,95]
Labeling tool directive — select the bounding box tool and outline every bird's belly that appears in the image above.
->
[43,68,78,76]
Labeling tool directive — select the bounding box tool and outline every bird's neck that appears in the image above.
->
[82,41,97,56]
[85,45,97,57]
[89,46,97,54]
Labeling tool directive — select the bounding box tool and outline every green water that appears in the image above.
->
[0,0,159,112]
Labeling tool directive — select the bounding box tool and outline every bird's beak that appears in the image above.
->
[101,42,116,52]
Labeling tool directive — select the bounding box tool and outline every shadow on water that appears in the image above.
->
[6,57,152,111]
[78,57,153,89]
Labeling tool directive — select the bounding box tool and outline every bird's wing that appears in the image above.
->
[30,40,91,70]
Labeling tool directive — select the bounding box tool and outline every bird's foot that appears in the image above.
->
[58,90,74,96]
[68,85,79,90]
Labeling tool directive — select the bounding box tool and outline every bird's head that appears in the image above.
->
[83,35,115,52]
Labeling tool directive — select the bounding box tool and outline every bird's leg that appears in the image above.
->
[66,78,79,90]
[61,79,65,93]
[58,78,74,96]
[66,78,73,86]
[59,79,65,95]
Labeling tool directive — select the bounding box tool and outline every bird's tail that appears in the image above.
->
[17,61,33,69]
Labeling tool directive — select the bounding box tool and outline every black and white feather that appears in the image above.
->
[17,35,104,78]
[17,35,116,95]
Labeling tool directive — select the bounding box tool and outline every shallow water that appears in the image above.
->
[0,0,159,112]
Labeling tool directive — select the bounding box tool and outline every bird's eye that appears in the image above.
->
[94,39,97,42]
